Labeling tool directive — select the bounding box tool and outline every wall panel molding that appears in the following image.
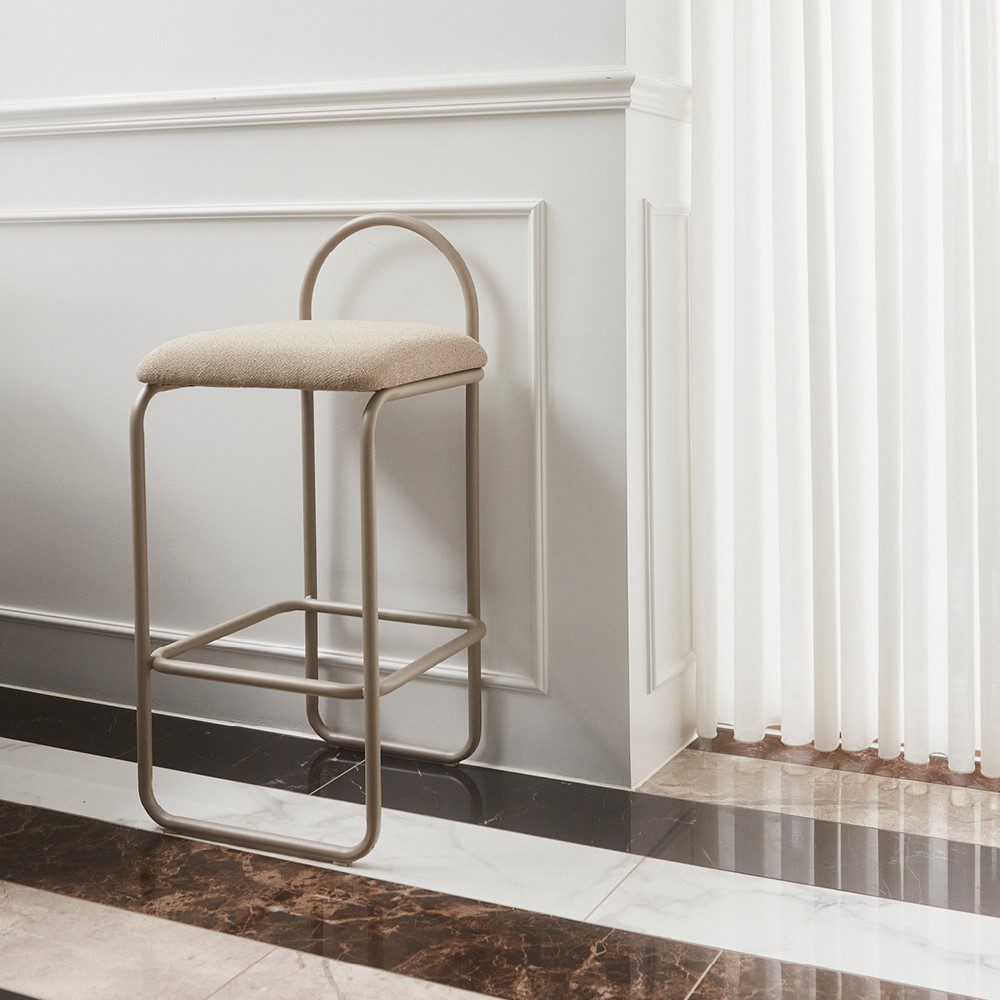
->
[642,199,693,693]
[0,200,538,225]
[0,198,549,695]
[0,68,690,137]
[0,604,541,693]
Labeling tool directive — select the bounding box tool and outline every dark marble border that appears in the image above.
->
[691,727,1000,793]
[313,751,1000,918]
[0,687,137,759]
[5,686,1000,918]
[0,686,361,793]
[0,801,976,1000]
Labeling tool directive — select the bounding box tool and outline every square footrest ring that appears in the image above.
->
[149,597,485,700]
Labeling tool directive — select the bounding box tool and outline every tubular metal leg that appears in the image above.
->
[305,380,484,764]
[131,385,380,864]
[131,368,482,865]
[463,380,483,753]
[302,390,322,735]
[132,384,167,826]
[358,394,383,852]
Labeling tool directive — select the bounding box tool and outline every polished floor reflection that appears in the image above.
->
[0,799,717,998]
[690,727,1000,793]
[0,685,995,998]
[645,747,1000,848]
[6,687,1000,916]
[0,798,978,1000]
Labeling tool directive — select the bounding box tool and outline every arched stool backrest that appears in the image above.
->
[298,213,479,342]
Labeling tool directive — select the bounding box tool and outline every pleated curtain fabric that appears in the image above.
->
[690,0,1000,775]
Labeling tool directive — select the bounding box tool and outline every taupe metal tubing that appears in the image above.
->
[131,385,382,864]
[464,377,483,753]
[377,366,484,401]
[300,386,320,775]
[154,600,301,660]
[376,620,486,696]
[153,596,477,663]
[297,213,480,342]
[298,212,482,771]
[304,369,484,763]
[150,620,484,701]
[356,378,383,854]
[151,655,364,699]
[302,597,478,631]
[131,384,167,824]
[131,214,485,864]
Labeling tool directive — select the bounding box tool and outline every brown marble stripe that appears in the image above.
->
[0,800,976,1000]
[690,727,1000,793]
[0,799,712,998]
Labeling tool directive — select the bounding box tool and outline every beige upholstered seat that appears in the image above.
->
[137,320,488,392]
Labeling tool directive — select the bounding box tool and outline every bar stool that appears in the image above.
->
[129,214,486,863]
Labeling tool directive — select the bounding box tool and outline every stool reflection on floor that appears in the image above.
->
[129,214,487,863]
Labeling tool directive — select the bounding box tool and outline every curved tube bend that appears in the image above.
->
[297,213,479,341]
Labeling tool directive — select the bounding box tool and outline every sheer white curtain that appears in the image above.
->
[690,0,1000,774]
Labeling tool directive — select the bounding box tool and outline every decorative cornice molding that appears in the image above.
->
[0,67,690,137]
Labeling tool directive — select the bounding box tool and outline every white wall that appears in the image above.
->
[0,1,626,99]
[624,0,694,784]
[0,0,690,787]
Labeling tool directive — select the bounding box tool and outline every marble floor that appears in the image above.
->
[0,685,995,998]
[643,745,1000,849]
[0,880,481,999]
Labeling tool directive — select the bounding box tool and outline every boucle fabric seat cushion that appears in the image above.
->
[136,320,487,392]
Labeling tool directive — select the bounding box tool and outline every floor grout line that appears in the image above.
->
[682,950,722,1000]
[581,855,645,923]
[201,946,277,999]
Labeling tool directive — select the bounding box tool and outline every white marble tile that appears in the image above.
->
[642,748,1000,848]
[0,740,640,921]
[588,856,1000,998]
[211,945,486,998]
[10,739,1000,997]
[0,879,271,1000]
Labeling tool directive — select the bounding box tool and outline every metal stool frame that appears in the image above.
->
[130,214,485,864]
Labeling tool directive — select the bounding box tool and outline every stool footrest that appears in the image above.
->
[303,597,477,631]
[154,598,476,661]
[151,654,355,698]
[149,599,485,701]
